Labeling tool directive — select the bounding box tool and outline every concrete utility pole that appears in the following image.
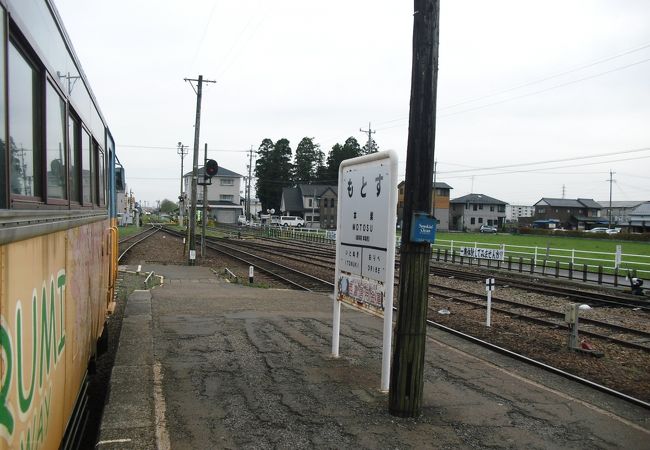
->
[389,0,440,418]
[246,146,253,221]
[360,122,375,153]
[177,142,188,227]
[608,170,616,228]
[202,143,208,257]
[184,75,216,265]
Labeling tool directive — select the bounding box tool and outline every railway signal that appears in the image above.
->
[205,159,219,178]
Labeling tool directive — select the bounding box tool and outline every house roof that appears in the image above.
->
[450,193,507,205]
[298,184,334,197]
[184,166,242,178]
[321,186,338,196]
[630,201,650,217]
[534,198,602,209]
[281,187,303,211]
[595,200,646,209]
[398,181,453,189]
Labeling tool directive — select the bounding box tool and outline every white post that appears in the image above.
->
[248,266,254,284]
[485,277,494,327]
[486,290,492,327]
[332,297,341,357]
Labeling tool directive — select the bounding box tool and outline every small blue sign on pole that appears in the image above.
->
[410,212,437,243]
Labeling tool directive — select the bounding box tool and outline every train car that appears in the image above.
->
[0,0,118,448]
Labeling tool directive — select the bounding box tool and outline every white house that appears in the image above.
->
[183,166,244,224]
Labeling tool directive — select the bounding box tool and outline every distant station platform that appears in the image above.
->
[98,264,650,449]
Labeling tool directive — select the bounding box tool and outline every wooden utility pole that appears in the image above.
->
[389,0,440,418]
[184,75,215,265]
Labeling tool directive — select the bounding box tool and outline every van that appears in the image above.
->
[237,215,247,225]
[270,215,281,226]
[280,216,305,227]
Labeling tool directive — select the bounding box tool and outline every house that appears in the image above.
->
[505,204,535,223]
[627,202,650,233]
[449,193,507,231]
[533,198,602,230]
[183,166,244,224]
[595,200,646,226]
[397,181,453,231]
[280,184,335,228]
[319,187,338,229]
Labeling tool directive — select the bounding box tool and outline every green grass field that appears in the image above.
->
[433,231,650,255]
[431,231,650,275]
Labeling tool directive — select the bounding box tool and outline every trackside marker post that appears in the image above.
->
[249,266,254,284]
[485,278,495,327]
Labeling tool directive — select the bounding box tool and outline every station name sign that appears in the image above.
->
[459,246,504,261]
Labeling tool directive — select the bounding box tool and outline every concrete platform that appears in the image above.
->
[98,264,650,449]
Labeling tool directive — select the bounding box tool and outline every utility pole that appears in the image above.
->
[608,171,614,227]
[562,184,566,199]
[246,146,253,221]
[184,74,216,265]
[389,0,440,418]
[360,122,376,153]
[202,143,208,257]
[177,142,188,227]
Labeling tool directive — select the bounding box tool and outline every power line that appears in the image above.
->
[373,43,650,130]
[440,146,650,174]
[117,144,249,152]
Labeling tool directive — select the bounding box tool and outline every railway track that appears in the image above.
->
[428,283,650,353]
[204,239,334,292]
[118,226,160,263]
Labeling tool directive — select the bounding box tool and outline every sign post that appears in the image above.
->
[485,278,495,327]
[332,150,398,392]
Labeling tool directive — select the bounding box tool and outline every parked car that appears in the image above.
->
[606,228,621,234]
[280,216,305,227]
[587,227,609,233]
[479,225,497,233]
[237,215,247,225]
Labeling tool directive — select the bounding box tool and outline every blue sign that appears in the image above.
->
[410,212,437,243]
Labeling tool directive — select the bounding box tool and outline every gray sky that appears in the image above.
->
[55,0,650,207]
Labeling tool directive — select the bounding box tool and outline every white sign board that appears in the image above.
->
[332,150,398,392]
[459,246,504,261]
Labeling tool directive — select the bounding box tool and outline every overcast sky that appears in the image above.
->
[55,0,650,208]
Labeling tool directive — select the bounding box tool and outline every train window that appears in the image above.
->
[93,141,105,206]
[98,149,105,206]
[68,114,81,203]
[46,81,67,200]
[81,127,91,204]
[8,39,41,199]
[0,8,5,208]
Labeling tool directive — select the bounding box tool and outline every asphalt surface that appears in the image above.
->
[97,264,650,449]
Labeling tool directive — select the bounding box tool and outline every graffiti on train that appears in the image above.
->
[0,270,66,448]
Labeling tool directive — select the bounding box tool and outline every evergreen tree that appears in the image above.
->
[362,137,379,155]
[293,137,320,184]
[254,138,293,212]
[325,137,362,183]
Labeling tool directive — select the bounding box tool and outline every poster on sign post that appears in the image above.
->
[331,150,398,392]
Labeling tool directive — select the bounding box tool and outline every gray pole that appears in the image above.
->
[608,170,615,229]
[247,146,253,221]
[178,143,188,227]
[202,143,208,257]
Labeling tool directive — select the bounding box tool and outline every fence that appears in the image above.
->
[431,238,650,285]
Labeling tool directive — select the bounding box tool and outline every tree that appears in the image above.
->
[325,137,363,183]
[254,138,293,212]
[362,137,379,155]
[293,137,321,184]
[160,199,177,213]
